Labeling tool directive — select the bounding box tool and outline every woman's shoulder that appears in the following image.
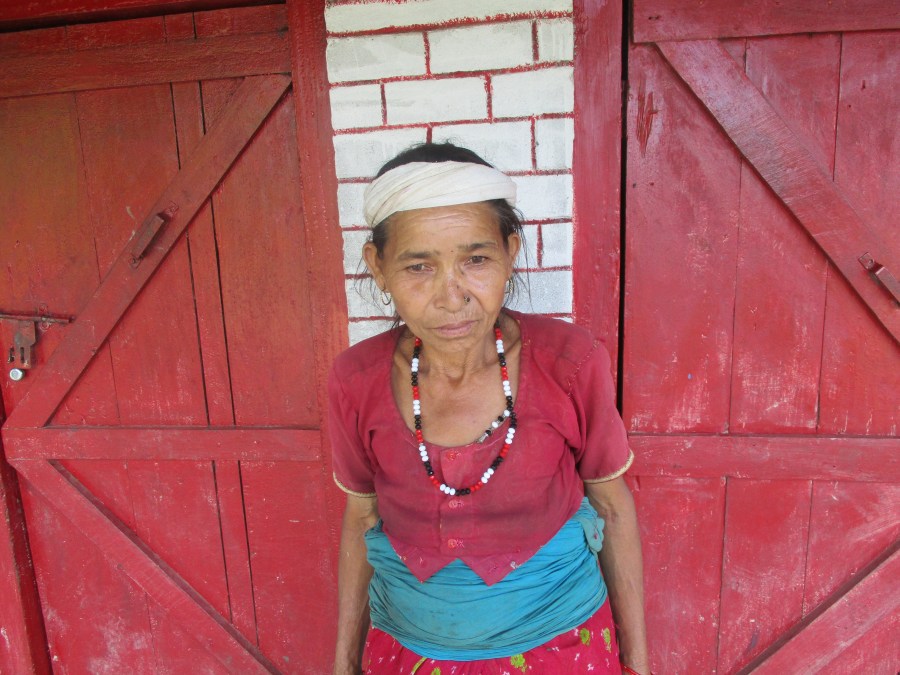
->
[513,311,602,363]
[332,325,400,380]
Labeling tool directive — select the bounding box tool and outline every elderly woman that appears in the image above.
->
[330,143,650,675]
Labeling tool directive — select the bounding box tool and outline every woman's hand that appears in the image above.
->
[584,476,651,674]
[333,495,380,675]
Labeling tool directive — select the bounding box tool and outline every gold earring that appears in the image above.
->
[380,289,392,305]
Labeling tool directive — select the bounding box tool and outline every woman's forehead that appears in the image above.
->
[388,202,500,237]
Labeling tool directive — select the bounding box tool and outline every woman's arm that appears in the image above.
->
[333,495,380,675]
[585,476,651,674]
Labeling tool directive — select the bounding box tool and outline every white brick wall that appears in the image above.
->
[535,117,574,169]
[429,22,533,74]
[432,121,532,172]
[326,0,573,33]
[385,78,487,124]
[537,19,574,62]
[333,127,427,179]
[326,3,578,341]
[330,84,382,130]
[492,66,574,118]
[327,33,425,83]
[514,174,573,220]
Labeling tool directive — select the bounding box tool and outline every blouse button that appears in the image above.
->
[447,538,461,549]
[449,499,463,509]
[447,451,458,461]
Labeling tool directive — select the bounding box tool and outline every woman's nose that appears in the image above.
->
[434,270,467,309]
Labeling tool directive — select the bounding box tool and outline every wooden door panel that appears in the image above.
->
[19,472,159,672]
[631,476,726,673]
[0,6,342,671]
[625,7,899,671]
[201,80,320,428]
[717,479,811,673]
[623,44,740,434]
[0,93,119,424]
[729,35,837,434]
[243,462,338,667]
[819,30,900,435]
[805,482,900,610]
[72,83,208,426]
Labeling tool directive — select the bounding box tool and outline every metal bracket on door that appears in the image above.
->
[129,205,177,268]
[859,253,900,306]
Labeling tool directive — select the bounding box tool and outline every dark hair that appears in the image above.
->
[369,142,526,261]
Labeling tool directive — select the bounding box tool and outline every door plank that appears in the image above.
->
[0,447,50,674]
[3,427,322,461]
[623,44,740,434]
[13,459,280,673]
[634,0,900,43]
[629,434,900,482]
[658,39,900,346]
[729,35,839,434]
[633,476,726,674]
[170,73,260,644]
[3,74,290,431]
[819,31,900,436]
[0,33,290,98]
[717,480,811,672]
[571,0,623,356]
[746,543,900,673]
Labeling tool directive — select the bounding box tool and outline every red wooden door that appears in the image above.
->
[622,2,899,672]
[0,5,345,674]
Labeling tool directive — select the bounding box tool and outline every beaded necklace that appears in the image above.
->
[411,323,517,496]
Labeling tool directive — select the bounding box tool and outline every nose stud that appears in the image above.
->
[464,296,471,304]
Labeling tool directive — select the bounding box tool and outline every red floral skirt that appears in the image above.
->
[363,598,621,674]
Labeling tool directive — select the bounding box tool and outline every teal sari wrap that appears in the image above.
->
[364,498,606,661]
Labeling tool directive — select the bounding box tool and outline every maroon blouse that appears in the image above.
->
[328,310,633,585]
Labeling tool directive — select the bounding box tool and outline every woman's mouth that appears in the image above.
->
[433,320,476,337]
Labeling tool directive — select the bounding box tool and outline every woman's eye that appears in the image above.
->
[469,255,487,265]
[407,263,427,272]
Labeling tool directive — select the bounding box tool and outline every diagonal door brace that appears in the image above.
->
[658,40,900,346]
[3,74,291,430]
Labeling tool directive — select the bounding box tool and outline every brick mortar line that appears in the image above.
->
[328,61,575,88]
[326,12,573,39]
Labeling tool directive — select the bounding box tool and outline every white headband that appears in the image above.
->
[363,161,517,227]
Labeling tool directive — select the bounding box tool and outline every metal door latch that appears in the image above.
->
[129,205,178,268]
[1,309,72,381]
[859,253,900,305]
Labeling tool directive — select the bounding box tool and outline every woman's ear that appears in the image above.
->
[505,233,521,275]
[362,241,386,290]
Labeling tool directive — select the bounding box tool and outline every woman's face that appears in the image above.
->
[363,201,520,352]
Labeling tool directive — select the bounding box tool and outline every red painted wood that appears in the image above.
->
[729,35,838,434]
[658,39,900,345]
[194,4,287,37]
[3,427,322,461]
[623,44,740,433]
[0,32,290,98]
[286,0,350,549]
[629,434,900,482]
[5,73,290,430]
[69,76,231,670]
[0,410,50,675]
[633,0,900,43]
[819,30,900,436]
[717,479,811,672]
[0,0,268,30]
[804,482,900,615]
[169,71,259,644]
[13,459,279,673]
[572,0,622,359]
[748,544,900,673]
[633,476,726,674]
